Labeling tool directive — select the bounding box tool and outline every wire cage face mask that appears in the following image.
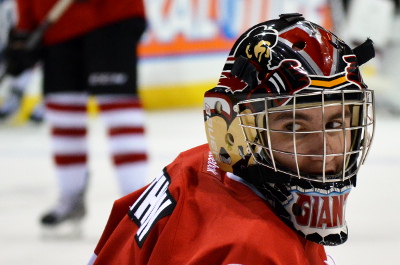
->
[237,89,375,183]
[204,13,376,246]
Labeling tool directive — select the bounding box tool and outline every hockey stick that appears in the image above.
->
[0,0,74,82]
[25,0,74,50]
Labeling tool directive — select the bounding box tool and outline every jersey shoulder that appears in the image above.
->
[166,143,225,183]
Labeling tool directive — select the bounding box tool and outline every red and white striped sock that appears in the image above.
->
[97,95,148,195]
[45,93,89,199]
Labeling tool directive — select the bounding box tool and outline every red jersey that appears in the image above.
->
[88,144,329,265]
[16,0,145,45]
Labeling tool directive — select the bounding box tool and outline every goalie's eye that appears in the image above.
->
[285,123,301,131]
[326,121,343,129]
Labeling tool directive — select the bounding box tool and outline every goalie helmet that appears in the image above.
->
[204,13,375,246]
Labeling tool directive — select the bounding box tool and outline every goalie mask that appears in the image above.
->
[204,13,375,246]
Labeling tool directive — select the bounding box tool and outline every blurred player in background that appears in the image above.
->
[0,0,43,123]
[87,13,375,265]
[8,0,149,230]
[0,68,45,123]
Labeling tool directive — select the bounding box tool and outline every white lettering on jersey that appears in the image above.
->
[128,169,176,247]
[207,151,219,175]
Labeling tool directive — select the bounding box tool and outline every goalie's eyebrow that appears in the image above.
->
[270,112,310,122]
[269,108,351,122]
[329,109,352,120]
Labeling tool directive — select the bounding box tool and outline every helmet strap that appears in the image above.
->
[353,38,375,65]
